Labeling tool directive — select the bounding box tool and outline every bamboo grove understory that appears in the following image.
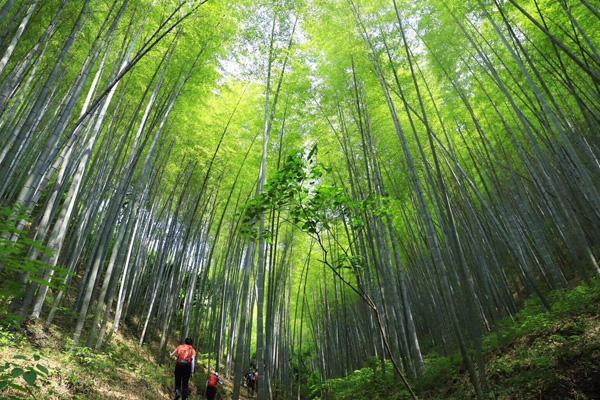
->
[0,0,598,399]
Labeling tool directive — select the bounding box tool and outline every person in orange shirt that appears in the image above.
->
[170,337,196,400]
[205,370,221,400]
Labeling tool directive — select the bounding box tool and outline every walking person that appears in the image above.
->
[244,369,252,396]
[245,369,257,396]
[170,337,196,400]
[206,370,221,400]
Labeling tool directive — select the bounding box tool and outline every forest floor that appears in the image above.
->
[0,321,173,399]
[0,318,254,400]
[312,280,600,399]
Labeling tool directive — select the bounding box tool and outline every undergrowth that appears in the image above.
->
[311,279,600,400]
[0,322,172,399]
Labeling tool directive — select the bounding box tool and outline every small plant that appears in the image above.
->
[69,346,109,370]
[64,369,94,395]
[0,353,49,399]
[0,326,17,347]
[418,354,460,390]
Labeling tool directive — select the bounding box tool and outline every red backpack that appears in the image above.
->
[176,344,195,363]
[208,374,219,388]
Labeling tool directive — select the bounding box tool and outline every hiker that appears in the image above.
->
[170,337,196,400]
[206,370,221,400]
[245,369,257,396]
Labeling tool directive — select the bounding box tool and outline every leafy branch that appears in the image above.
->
[0,353,50,399]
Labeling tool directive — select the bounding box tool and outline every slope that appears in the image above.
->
[311,280,600,399]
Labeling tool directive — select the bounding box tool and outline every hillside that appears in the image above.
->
[312,281,600,400]
[0,321,259,400]
[1,281,598,399]
[0,323,172,399]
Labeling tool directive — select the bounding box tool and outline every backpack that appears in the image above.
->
[176,344,194,363]
[208,374,219,387]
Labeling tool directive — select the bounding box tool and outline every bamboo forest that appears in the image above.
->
[0,0,599,399]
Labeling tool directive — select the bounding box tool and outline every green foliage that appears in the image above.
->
[0,353,50,399]
[0,323,172,399]
[69,346,105,369]
[549,281,600,316]
[63,369,95,397]
[311,359,410,400]
[0,326,22,348]
[65,339,172,395]
[483,279,600,352]
[0,207,71,319]
[241,145,388,243]
[417,354,460,391]
[0,208,50,293]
